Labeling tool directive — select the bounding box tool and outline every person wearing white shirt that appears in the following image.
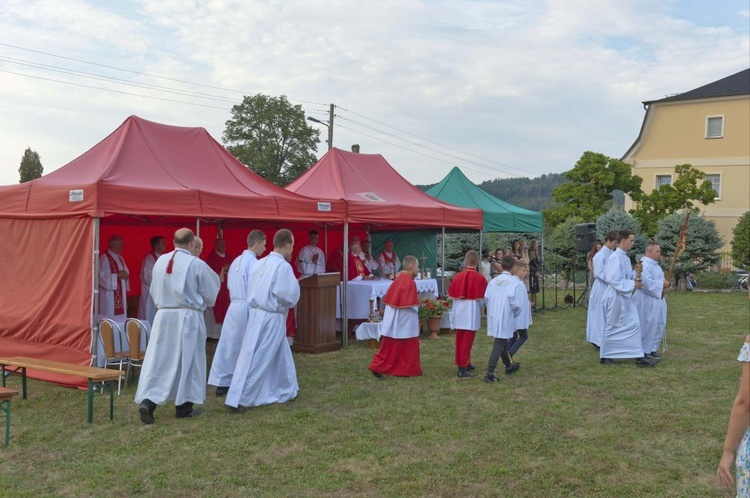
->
[483,255,522,382]
[377,240,401,278]
[360,238,380,275]
[296,230,325,278]
[99,235,129,321]
[585,232,617,348]
[634,242,669,360]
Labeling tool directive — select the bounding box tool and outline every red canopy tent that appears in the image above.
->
[0,116,345,384]
[286,147,483,229]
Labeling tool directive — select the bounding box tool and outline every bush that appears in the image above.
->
[596,207,646,255]
[694,271,735,290]
[731,211,750,269]
[655,211,723,282]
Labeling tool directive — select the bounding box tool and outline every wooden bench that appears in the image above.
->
[0,386,19,446]
[0,357,125,424]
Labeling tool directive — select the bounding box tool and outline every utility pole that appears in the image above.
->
[326,103,334,150]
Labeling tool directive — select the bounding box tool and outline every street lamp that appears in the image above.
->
[307,103,335,151]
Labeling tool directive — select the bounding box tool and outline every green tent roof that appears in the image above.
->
[426,167,543,233]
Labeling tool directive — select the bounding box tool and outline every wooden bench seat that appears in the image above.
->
[0,357,125,424]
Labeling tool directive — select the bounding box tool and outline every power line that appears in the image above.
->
[337,105,532,176]
[333,122,497,180]
[0,42,328,106]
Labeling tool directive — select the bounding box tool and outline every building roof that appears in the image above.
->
[644,68,749,105]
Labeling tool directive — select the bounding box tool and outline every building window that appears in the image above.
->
[656,175,672,187]
[705,174,721,199]
[706,116,724,138]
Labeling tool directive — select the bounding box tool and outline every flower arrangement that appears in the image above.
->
[418,297,451,320]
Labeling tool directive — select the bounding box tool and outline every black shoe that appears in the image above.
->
[371,370,384,379]
[457,369,477,378]
[138,403,155,425]
[483,373,500,383]
[176,408,203,419]
[646,352,662,360]
[636,357,659,367]
[505,362,521,375]
[600,358,617,365]
[215,387,228,398]
[467,364,476,371]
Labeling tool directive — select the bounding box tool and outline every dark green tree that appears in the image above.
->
[18,147,43,183]
[655,211,723,288]
[631,164,716,238]
[730,211,750,269]
[543,151,643,226]
[223,94,320,186]
[595,207,646,257]
[545,216,588,284]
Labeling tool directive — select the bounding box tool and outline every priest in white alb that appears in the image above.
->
[137,235,166,325]
[600,230,659,367]
[135,228,221,424]
[585,231,617,348]
[208,230,267,397]
[99,235,130,321]
[296,229,325,278]
[634,242,669,360]
[377,239,401,278]
[225,229,300,411]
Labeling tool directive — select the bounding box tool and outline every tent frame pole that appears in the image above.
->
[342,223,349,347]
[196,218,201,237]
[441,227,446,294]
[90,217,100,364]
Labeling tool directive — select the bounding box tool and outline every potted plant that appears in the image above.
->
[418,297,451,339]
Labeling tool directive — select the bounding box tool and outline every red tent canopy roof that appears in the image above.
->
[286,148,482,229]
[0,116,344,222]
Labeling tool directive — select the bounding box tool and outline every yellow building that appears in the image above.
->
[623,68,750,250]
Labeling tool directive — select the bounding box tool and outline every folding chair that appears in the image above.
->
[124,319,149,386]
[97,318,128,395]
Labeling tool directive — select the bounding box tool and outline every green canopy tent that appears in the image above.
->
[426,167,543,233]
[426,167,544,292]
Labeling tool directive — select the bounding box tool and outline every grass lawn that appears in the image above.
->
[2,292,749,497]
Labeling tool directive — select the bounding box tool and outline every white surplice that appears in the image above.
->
[600,248,643,359]
[137,252,159,324]
[485,272,522,339]
[98,250,130,320]
[451,299,483,331]
[226,252,300,409]
[296,245,326,278]
[135,249,220,406]
[208,250,258,388]
[512,275,532,330]
[381,304,419,339]
[586,246,613,346]
[634,256,667,354]
[377,251,401,276]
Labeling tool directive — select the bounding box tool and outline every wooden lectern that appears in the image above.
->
[292,272,341,354]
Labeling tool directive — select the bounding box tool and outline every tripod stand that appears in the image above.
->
[540,250,562,311]
[565,254,589,309]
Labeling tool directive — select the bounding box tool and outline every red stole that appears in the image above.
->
[448,267,488,300]
[381,250,398,265]
[105,251,125,315]
[383,272,419,308]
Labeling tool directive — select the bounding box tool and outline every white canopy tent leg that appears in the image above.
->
[441,227,446,295]
[342,223,349,347]
[90,217,100,363]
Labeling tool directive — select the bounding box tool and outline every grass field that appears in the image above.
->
[2,292,749,497]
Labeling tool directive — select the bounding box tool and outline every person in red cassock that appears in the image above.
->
[205,238,231,340]
[347,238,372,281]
[448,250,488,378]
[369,255,422,378]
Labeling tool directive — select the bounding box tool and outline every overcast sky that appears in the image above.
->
[0,0,748,187]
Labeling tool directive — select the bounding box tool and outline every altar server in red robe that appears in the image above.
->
[369,255,422,378]
[449,250,488,378]
[205,238,231,340]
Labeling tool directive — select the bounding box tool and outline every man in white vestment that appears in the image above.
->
[137,235,166,325]
[225,229,300,412]
[296,229,326,278]
[585,231,618,348]
[634,242,669,360]
[136,228,221,424]
[360,238,380,275]
[600,230,659,367]
[377,240,401,278]
[99,235,130,321]
[208,230,267,397]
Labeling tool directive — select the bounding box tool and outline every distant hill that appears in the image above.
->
[418,172,625,212]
